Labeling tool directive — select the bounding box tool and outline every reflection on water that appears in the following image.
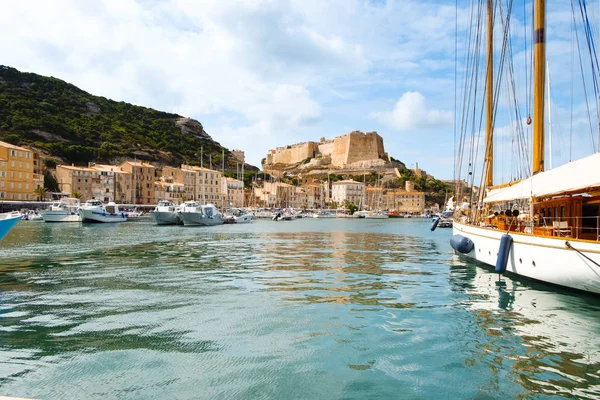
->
[0,219,599,399]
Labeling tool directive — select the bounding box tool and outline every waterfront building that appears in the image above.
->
[0,141,35,200]
[382,182,425,214]
[154,176,186,203]
[331,180,364,208]
[223,177,244,208]
[88,164,131,203]
[55,165,99,201]
[119,161,157,205]
[181,165,225,206]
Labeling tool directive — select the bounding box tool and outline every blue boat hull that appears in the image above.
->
[0,213,21,241]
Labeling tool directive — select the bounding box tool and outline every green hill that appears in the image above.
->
[0,65,256,171]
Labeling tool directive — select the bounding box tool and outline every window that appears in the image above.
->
[10,150,16,156]
[18,172,22,178]
[25,194,29,200]
[26,173,29,179]
[10,182,14,188]
[26,153,30,159]
[19,162,22,168]
[18,151,22,157]
[11,161,14,167]
[25,184,29,189]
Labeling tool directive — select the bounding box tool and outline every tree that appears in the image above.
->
[34,186,48,201]
[43,172,59,192]
[345,200,358,215]
[72,191,82,199]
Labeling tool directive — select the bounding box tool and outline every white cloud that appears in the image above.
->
[370,92,453,131]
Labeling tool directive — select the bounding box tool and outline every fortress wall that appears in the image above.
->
[331,134,352,167]
[345,131,385,165]
[271,142,318,165]
[317,141,335,157]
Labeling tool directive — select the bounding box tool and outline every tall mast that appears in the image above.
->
[533,0,546,173]
[485,0,494,187]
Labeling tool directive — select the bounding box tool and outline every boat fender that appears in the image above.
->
[495,234,513,274]
[450,234,474,254]
[430,217,440,231]
[102,212,107,217]
[121,212,125,218]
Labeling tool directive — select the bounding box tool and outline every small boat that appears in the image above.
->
[79,200,128,223]
[224,208,253,224]
[150,200,182,225]
[0,211,21,241]
[178,203,224,226]
[40,198,82,222]
[20,210,43,221]
[365,211,389,219]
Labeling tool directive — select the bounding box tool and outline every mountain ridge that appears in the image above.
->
[0,65,257,171]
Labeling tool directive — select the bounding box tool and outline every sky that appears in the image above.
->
[0,0,598,181]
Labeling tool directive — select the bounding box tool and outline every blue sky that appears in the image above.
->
[1,0,598,181]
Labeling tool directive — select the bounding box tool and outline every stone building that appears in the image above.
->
[55,165,99,201]
[0,140,38,201]
[383,181,425,214]
[223,177,244,208]
[119,161,157,205]
[264,131,387,170]
[90,164,133,203]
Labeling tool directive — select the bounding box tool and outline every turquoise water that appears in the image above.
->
[1,218,599,399]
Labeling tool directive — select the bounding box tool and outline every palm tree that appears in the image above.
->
[72,192,82,199]
[34,186,48,201]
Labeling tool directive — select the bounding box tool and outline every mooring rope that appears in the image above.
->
[565,241,600,269]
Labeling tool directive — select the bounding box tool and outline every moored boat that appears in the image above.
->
[178,203,224,226]
[40,198,82,222]
[79,200,128,223]
[451,0,600,294]
[0,211,21,241]
[150,200,182,225]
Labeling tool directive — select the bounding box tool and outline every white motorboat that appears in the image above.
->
[0,211,21,241]
[150,200,182,225]
[79,200,128,223]
[224,208,253,224]
[178,203,224,226]
[364,211,389,219]
[40,198,82,222]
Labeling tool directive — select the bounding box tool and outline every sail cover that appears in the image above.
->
[484,152,600,203]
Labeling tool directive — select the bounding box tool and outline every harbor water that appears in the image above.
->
[1,218,599,399]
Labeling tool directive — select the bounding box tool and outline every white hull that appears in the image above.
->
[40,210,82,223]
[179,212,224,226]
[453,220,600,294]
[151,211,182,225]
[234,214,253,223]
[79,209,128,223]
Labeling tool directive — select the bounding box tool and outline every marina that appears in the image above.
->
[1,218,600,398]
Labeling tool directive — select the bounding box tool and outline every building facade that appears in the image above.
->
[0,141,35,200]
[120,161,157,205]
[331,180,364,208]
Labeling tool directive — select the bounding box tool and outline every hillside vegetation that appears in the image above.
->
[0,65,255,170]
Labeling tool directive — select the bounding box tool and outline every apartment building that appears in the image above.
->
[182,165,224,205]
[91,164,132,203]
[0,141,35,200]
[154,176,186,203]
[55,165,100,201]
[331,180,364,208]
[120,161,157,205]
[223,177,244,208]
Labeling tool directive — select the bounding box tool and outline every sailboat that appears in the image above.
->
[450,0,600,294]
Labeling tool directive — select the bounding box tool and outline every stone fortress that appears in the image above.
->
[264,131,389,171]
